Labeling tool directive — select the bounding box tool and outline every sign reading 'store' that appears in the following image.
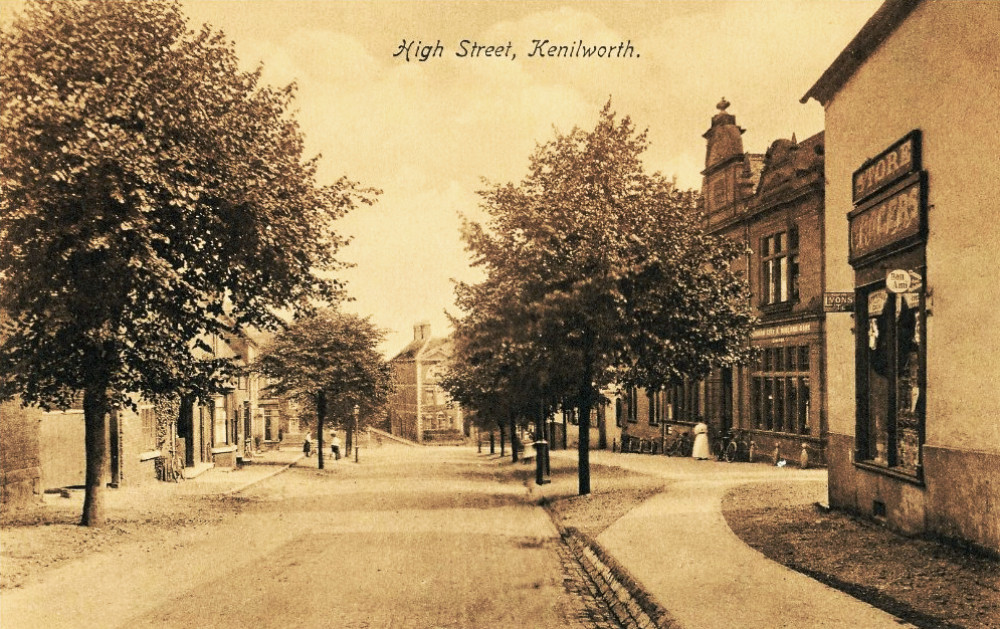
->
[852,130,921,204]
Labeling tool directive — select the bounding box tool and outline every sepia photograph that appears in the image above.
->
[1,1,998,627]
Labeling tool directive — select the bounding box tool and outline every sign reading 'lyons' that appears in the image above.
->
[852,130,921,204]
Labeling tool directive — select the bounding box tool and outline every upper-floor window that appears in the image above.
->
[761,227,799,306]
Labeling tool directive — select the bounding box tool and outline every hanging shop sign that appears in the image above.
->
[852,130,921,205]
[848,172,926,264]
[823,292,856,312]
[886,270,911,293]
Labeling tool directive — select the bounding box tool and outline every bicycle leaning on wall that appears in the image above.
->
[714,428,752,463]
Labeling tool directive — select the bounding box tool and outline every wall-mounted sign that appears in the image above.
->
[824,292,856,312]
[852,130,921,205]
[886,270,911,293]
[849,173,925,264]
[751,321,814,340]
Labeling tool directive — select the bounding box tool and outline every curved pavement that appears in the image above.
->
[548,450,915,628]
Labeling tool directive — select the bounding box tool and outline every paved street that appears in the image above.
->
[0,444,614,629]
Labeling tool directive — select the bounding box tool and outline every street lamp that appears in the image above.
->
[353,404,360,463]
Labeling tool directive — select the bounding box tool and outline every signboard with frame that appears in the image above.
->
[848,171,927,265]
[824,292,856,312]
[852,130,922,205]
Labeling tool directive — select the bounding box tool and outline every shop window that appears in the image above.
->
[752,345,811,434]
[857,280,924,474]
[760,227,799,306]
[615,398,623,427]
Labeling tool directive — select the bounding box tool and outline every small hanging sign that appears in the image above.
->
[886,269,912,293]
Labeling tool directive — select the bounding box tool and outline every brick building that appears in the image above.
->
[388,322,464,443]
[622,100,828,464]
[803,0,1000,553]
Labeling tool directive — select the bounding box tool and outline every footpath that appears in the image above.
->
[541,449,916,629]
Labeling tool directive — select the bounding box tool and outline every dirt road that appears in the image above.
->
[1,445,613,629]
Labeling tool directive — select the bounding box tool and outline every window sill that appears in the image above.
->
[759,301,796,315]
[211,445,238,455]
[748,429,820,441]
[853,459,924,486]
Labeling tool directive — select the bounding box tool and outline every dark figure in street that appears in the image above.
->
[303,433,312,457]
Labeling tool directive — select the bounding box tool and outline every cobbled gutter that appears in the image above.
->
[543,503,680,629]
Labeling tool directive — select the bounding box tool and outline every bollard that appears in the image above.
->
[612,438,617,453]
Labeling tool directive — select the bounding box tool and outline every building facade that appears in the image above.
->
[388,322,464,443]
[622,101,829,464]
[803,0,1000,553]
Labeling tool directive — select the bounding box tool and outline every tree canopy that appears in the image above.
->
[450,102,754,493]
[255,309,393,467]
[257,309,392,419]
[0,0,377,524]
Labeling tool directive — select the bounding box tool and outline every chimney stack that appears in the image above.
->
[414,321,431,341]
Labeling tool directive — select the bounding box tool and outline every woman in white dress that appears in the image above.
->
[691,422,710,460]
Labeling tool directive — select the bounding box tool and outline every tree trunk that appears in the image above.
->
[178,394,195,467]
[489,429,495,454]
[577,360,594,495]
[316,390,326,470]
[346,415,353,457]
[578,400,591,495]
[81,382,110,527]
[598,403,607,450]
[509,413,518,463]
[499,427,505,456]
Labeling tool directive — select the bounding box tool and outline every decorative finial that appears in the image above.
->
[717,97,730,112]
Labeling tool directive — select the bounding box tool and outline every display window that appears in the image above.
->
[856,270,925,475]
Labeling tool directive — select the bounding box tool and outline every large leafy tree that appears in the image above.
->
[456,103,754,494]
[0,1,377,525]
[256,310,393,469]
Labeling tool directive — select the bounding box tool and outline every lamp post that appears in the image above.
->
[353,404,360,463]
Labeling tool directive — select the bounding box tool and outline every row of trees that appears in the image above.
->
[0,1,387,525]
[443,103,756,494]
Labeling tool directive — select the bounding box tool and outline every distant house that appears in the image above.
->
[388,322,463,443]
[178,332,261,470]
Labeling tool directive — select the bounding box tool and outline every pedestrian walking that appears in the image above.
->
[691,422,710,460]
[331,432,341,460]
[303,433,312,457]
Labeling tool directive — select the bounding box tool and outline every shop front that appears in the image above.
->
[747,320,825,465]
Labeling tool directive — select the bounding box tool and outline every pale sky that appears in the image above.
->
[4,1,884,356]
